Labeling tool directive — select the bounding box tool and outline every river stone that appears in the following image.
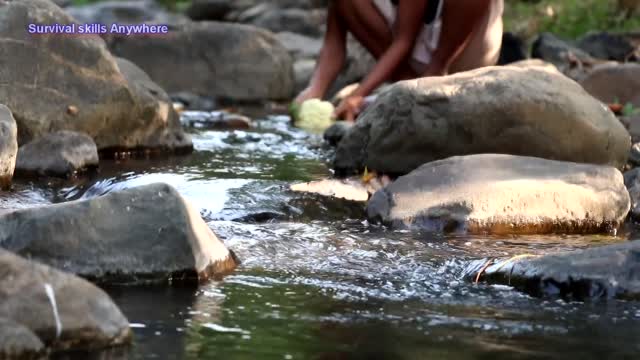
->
[0,318,45,360]
[0,105,17,190]
[0,249,131,351]
[16,131,98,177]
[531,33,605,80]
[367,154,630,234]
[0,183,238,283]
[107,21,294,102]
[334,65,630,175]
[66,0,188,26]
[624,167,640,219]
[250,8,325,37]
[323,121,353,146]
[576,31,638,62]
[0,0,191,152]
[468,241,640,300]
[579,63,640,108]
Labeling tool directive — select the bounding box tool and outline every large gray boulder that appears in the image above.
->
[0,250,131,351]
[107,21,294,101]
[0,0,191,151]
[468,240,640,300]
[367,154,630,234]
[0,105,17,190]
[249,8,325,37]
[0,183,238,283]
[335,65,630,175]
[16,131,98,178]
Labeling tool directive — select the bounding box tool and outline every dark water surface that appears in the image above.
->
[5,114,640,359]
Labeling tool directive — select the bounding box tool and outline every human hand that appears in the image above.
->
[334,95,365,122]
[294,87,323,105]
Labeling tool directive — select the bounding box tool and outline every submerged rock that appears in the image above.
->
[0,249,131,351]
[0,0,191,152]
[180,111,252,130]
[0,183,238,284]
[16,131,98,177]
[0,318,45,360]
[468,241,640,300]
[0,105,17,190]
[107,21,294,102]
[367,154,630,234]
[334,65,630,175]
[579,63,640,108]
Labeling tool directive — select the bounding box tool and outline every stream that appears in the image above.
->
[4,112,640,359]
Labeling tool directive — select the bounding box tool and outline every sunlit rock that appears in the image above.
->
[367,154,630,234]
[335,65,630,175]
[0,183,238,284]
[0,105,17,190]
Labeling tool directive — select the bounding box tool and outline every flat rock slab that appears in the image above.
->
[0,183,237,284]
[0,249,131,352]
[367,154,630,234]
[467,240,640,301]
[335,65,630,175]
[16,130,98,177]
[291,179,370,202]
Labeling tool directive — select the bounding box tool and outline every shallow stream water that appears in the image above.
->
[4,113,640,359]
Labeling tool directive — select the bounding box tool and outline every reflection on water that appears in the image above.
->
[4,114,640,359]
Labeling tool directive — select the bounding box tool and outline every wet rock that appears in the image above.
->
[630,143,640,166]
[180,111,252,130]
[66,0,188,26]
[107,21,294,102]
[0,105,17,190]
[0,0,191,152]
[170,92,217,112]
[624,167,640,219]
[334,65,630,175]
[323,121,353,146]
[250,8,325,37]
[0,318,45,360]
[0,183,238,284]
[619,114,640,143]
[0,249,131,351]
[468,241,640,300]
[497,32,527,65]
[576,31,638,62]
[186,0,234,21]
[16,131,98,178]
[367,154,630,234]
[579,63,640,108]
[531,33,607,80]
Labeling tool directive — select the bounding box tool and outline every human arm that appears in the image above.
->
[295,2,348,103]
[335,0,429,121]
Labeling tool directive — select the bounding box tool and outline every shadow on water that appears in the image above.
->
[3,114,640,359]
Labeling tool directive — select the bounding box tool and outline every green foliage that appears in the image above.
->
[505,0,640,39]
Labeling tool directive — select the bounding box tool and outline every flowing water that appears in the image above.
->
[5,112,640,359]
